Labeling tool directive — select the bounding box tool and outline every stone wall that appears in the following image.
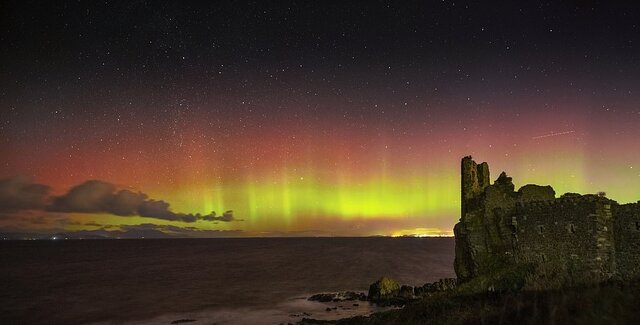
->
[512,196,616,287]
[453,156,637,291]
[613,202,640,280]
[455,156,556,283]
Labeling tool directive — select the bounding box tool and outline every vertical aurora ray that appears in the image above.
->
[123,123,619,237]
[170,167,459,227]
[246,178,258,221]
[281,169,293,222]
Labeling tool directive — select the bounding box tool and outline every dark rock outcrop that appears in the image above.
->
[422,278,457,294]
[398,285,414,299]
[367,277,400,301]
[308,292,366,302]
[454,156,640,292]
[308,293,335,303]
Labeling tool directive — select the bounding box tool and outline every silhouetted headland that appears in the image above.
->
[299,156,640,324]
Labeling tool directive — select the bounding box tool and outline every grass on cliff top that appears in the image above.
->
[301,279,640,325]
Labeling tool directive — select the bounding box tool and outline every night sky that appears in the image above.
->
[1,1,639,237]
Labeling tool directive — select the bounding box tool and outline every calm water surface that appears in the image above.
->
[0,237,455,324]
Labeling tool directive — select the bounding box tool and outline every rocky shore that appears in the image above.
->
[298,278,640,324]
[287,276,458,324]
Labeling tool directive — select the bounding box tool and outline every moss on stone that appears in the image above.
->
[368,277,401,301]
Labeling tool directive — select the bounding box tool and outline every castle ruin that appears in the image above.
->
[454,156,640,290]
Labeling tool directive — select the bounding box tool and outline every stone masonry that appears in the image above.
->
[454,156,640,290]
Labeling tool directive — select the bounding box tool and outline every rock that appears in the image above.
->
[342,291,367,301]
[308,293,335,302]
[308,291,366,302]
[368,277,400,301]
[422,278,457,294]
[399,285,414,299]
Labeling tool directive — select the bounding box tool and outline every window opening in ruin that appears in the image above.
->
[537,225,544,234]
[569,224,576,234]
[540,254,547,262]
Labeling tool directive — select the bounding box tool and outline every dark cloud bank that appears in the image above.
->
[0,176,236,223]
[0,176,50,212]
[1,223,244,240]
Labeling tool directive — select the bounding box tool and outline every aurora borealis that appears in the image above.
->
[1,1,639,237]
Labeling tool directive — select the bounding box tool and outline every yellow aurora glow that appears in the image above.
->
[155,145,637,236]
[164,169,459,232]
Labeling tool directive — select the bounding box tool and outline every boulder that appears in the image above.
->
[422,278,457,294]
[342,291,367,301]
[368,277,400,301]
[308,293,335,302]
[399,285,414,299]
[308,291,366,302]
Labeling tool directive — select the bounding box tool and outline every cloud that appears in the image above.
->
[0,177,237,223]
[50,180,146,215]
[49,180,235,223]
[28,216,48,225]
[111,223,244,238]
[55,219,83,226]
[0,176,50,212]
[200,210,235,222]
[137,199,199,222]
[0,223,244,239]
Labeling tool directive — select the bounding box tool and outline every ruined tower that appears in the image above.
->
[455,156,503,281]
[460,156,490,216]
[453,156,637,291]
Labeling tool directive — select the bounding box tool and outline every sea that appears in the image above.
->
[0,237,455,324]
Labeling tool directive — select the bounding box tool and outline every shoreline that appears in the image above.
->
[299,278,640,324]
[111,291,398,325]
